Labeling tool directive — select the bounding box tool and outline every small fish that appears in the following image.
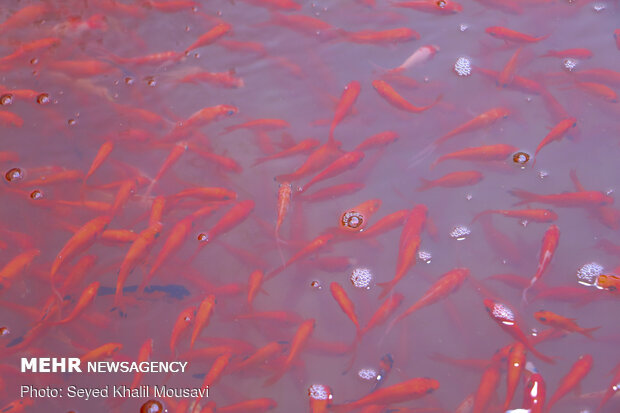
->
[523,373,546,413]
[53,281,100,325]
[509,188,613,207]
[522,224,560,303]
[417,170,483,191]
[431,143,518,168]
[264,319,315,386]
[534,310,600,338]
[390,1,462,15]
[330,282,361,333]
[300,151,365,193]
[385,44,440,74]
[372,79,440,113]
[354,131,399,151]
[190,295,216,349]
[80,343,123,363]
[221,118,289,135]
[342,28,420,44]
[473,355,502,413]
[504,342,526,410]
[545,354,593,412]
[486,26,549,43]
[329,81,361,143]
[435,107,510,146]
[266,233,334,280]
[253,138,320,166]
[596,274,620,293]
[185,22,232,53]
[0,249,40,290]
[170,306,196,355]
[541,48,593,59]
[178,70,244,88]
[497,46,523,88]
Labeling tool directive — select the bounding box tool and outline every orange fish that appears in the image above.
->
[222,118,289,135]
[596,274,620,293]
[534,310,600,338]
[330,282,361,333]
[253,138,320,166]
[185,22,232,53]
[80,343,123,363]
[574,80,618,102]
[246,269,265,310]
[497,46,523,87]
[53,281,100,325]
[541,48,593,59]
[190,295,216,349]
[300,182,365,202]
[510,188,613,207]
[486,26,549,43]
[276,140,343,182]
[595,361,620,413]
[329,81,361,143]
[472,208,557,223]
[473,355,502,413]
[0,4,49,33]
[372,79,440,113]
[0,249,40,290]
[84,140,114,183]
[301,151,365,193]
[228,341,284,373]
[483,299,554,363]
[197,352,232,407]
[275,182,292,240]
[386,268,469,334]
[570,169,620,230]
[431,143,518,168]
[546,354,593,412]
[360,293,404,339]
[358,209,409,239]
[435,107,510,146]
[196,200,254,246]
[263,11,334,37]
[264,319,315,386]
[343,28,420,44]
[115,222,163,306]
[523,373,546,413]
[130,338,153,390]
[534,117,577,158]
[170,306,196,355]
[354,131,399,151]
[417,170,483,191]
[50,215,111,284]
[523,224,560,303]
[389,0,462,15]
[503,342,526,410]
[377,205,427,299]
[178,70,244,88]
[329,377,439,412]
[266,233,334,280]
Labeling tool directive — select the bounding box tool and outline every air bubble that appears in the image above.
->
[538,170,549,179]
[350,268,373,288]
[0,327,9,336]
[146,77,157,87]
[418,250,432,263]
[563,58,577,72]
[68,119,76,126]
[449,225,471,240]
[30,190,43,200]
[36,93,50,104]
[358,368,378,381]
[454,57,472,76]
[465,193,473,201]
[512,151,530,168]
[125,77,134,85]
[308,384,332,400]
[593,3,605,11]
[459,23,469,32]
[436,0,446,7]
[341,211,364,230]
[140,399,163,413]
[197,233,208,242]
[5,167,23,182]
[576,262,603,286]
[0,94,14,105]
[310,280,322,290]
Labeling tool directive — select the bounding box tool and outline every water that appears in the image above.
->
[1,0,619,412]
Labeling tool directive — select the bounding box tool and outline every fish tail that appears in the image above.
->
[409,141,437,168]
[521,286,531,306]
[416,178,433,192]
[530,345,556,364]
[471,209,494,223]
[341,340,358,375]
[376,281,395,300]
[580,326,601,339]
[508,188,540,206]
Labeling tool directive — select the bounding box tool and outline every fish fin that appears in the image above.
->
[376,281,396,300]
[581,326,601,339]
[416,178,432,192]
[471,210,494,223]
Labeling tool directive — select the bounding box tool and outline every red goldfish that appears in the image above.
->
[486,26,549,43]
[417,170,483,191]
[533,310,600,338]
[523,224,560,303]
[372,80,440,113]
[545,354,593,412]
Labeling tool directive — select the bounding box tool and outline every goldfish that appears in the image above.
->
[534,310,600,338]
[187,144,242,173]
[359,294,404,339]
[478,213,522,264]
[569,169,620,229]
[48,59,118,77]
[435,107,510,146]
[329,377,439,412]
[228,341,284,374]
[178,70,244,88]
[222,118,289,135]
[276,140,343,182]
[523,373,546,413]
[475,66,544,95]
[486,26,549,43]
[50,215,111,285]
[522,224,560,303]
[541,48,593,59]
[377,205,427,299]
[246,270,265,310]
[546,354,593,412]
[330,282,361,333]
[170,306,196,355]
[196,200,254,246]
[342,28,420,44]
[595,361,620,413]
[498,46,523,87]
[84,141,114,183]
[596,274,620,293]
[300,182,365,202]
[473,356,502,413]
[266,233,334,280]
[372,80,441,113]
[130,339,153,390]
[431,143,518,168]
[262,11,335,37]
[0,4,49,33]
[358,209,409,239]
[106,50,182,66]
[264,319,315,386]
[190,295,216,349]
[0,249,40,290]
[386,268,469,335]
[354,131,399,151]
[504,342,526,410]
[275,182,292,240]
[53,281,100,325]
[300,151,365,193]
[196,352,232,407]
[483,299,554,363]
[472,208,557,223]
[114,222,163,306]
[253,138,320,166]
[80,343,123,363]
[389,0,462,14]
[329,81,361,143]
[21,169,83,187]
[185,23,232,53]
[417,170,483,191]
[0,37,60,63]
[574,68,620,87]
[509,188,613,207]
[385,45,440,74]
[574,80,618,102]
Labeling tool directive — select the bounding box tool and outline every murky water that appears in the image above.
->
[1,0,619,412]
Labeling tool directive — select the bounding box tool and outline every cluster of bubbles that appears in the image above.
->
[357,368,378,381]
[563,58,578,72]
[307,384,332,401]
[310,280,323,290]
[454,57,472,76]
[449,225,471,241]
[0,94,14,105]
[491,302,515,323]
[576,262,604,286]
[350,268,373,289]
[418,250,432,264]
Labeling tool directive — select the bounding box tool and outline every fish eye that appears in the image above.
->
[226,110,235,116]
[539,317,546,322]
